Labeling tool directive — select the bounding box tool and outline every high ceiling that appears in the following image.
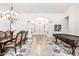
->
[0,3,73,13]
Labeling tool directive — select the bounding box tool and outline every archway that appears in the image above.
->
[31,17,48,35]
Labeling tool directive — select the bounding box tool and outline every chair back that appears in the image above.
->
[25,31,28,39]
[0,31,5,41]
[5,31,11,39]
[21,31,26,41]
[16,32,22,44]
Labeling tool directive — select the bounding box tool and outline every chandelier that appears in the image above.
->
[0,4,18,31]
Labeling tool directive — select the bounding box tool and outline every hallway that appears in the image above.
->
[26,35,52,56]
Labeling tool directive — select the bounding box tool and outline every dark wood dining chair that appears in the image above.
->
[4,31,23,53]
[21,31,28,44]
[20,31,28,48]
[0,31,6,41]
[5,31,14,40]
[0,31,6,53]
[21,31,26,44]
[25,31,28,41]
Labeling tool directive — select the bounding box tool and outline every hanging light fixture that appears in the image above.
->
[1,3,18,31]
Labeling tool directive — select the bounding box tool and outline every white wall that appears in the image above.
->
[0,18,10,31]
[64,5,75,34]
[64,4,79,36]
[0,13,68,37]
[73,4,79,35]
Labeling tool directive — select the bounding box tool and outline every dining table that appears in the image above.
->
[0,31,14,56]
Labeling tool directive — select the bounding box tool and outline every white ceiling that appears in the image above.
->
[0,3,72,13]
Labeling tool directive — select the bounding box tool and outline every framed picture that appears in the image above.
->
[54,24,62,31]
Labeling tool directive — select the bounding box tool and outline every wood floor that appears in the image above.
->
[5,35,79,56]
[26,35,52,56]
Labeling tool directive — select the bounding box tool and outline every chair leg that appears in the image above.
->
[14,47,16,53]
[25,37,28,42]
[19,44,21,49]
[23,39,25,44]
[24,39,26,44]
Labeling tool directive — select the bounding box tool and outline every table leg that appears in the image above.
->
[0,46,2,53]
[71,46,76,56]
[55,37,57,42]
[0,43,5,56]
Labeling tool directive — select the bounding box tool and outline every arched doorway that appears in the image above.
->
[31,17,48,35]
